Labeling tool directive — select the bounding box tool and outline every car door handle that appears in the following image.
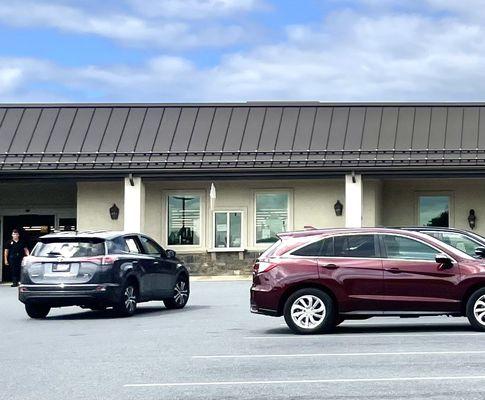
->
[386,267,401,274]
[321,263,339,270]
[153,261,160,265]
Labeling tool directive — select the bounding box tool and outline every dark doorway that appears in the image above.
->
[2,215,55,282]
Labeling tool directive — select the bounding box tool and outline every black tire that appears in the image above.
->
[114,282,137,317]
[164,275,190,309]
[25,303,50,319]
[466,287,485,331]
[283,288,336,334]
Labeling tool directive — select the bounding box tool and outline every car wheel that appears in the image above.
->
[114,282,137,317]
[164,276,190,309]
[284,288,336,335]
[25,303,50,319]
[466,288,485,331]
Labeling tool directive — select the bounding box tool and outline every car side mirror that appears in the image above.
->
[166,249,176,259]
[475,247,485,258]
[435,253,453,269]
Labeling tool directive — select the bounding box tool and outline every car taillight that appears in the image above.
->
[21,256,33,267]
[80,256,118,265]
[254,260,277,274]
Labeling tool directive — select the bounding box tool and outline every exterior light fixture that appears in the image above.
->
[468,209,477,230]
[334,200,343,216]
[109,203,120,220]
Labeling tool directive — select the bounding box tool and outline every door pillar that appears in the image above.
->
[124,176,145,232]
[345,173,362,228]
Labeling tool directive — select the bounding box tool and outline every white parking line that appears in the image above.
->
[245,333,485,339]
[192,350,485,359]
[124,375,485,388]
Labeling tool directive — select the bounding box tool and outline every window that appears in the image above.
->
[292,237,333,257]
[255,192,289,244]
[125,237,141,254]
[334,235,377,258]
[107,237,129,254]
[382,235,437,261]
[426,231,479,257]
[168,195,201,246]
[419,195,450,227]
[140,236,165,257]
[214,211,243,249]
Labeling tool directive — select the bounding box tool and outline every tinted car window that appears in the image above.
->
[125,237,142,254]
[334,235,376,258]
[425,231,479,256]
[32,240,105,257]
[140,236,166,257]
[107,237,130,254]
[292,238,333,256]
[382,235,437,261]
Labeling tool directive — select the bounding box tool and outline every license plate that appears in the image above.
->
[53,263,70,272]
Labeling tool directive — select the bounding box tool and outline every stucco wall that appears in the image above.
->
[77,182,124,231]
[144,179,346,252]
[363,179,383,227]
[382,178,485,235]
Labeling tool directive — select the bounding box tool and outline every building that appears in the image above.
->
[1,102,485,279]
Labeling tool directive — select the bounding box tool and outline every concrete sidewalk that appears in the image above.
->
[1,275,252,286]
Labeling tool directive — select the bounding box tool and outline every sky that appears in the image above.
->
[1,0,485,103]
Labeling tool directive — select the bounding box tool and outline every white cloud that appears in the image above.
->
[127,0,260,19]
[3,3,485,102]
[0,1,246,48]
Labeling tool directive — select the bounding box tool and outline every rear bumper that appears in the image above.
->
[250,284,280,317]
[18,284,122,307]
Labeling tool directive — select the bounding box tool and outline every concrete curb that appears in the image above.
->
[1,276,252,285]
[190,275,252,282]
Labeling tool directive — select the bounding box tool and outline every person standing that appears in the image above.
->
[4,229,29,287]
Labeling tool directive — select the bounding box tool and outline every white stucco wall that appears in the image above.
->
[382,178,485,235]
[77,182,124,231]
[143,179,346,252]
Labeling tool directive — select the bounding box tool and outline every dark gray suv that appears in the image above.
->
[18,231,190,318]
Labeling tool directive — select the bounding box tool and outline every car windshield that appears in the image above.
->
[32,239,106,258]
[424,231,482,257]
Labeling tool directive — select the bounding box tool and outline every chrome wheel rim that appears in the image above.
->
[124,286,136,313]
[291,295,326,329]
[473,295,485,326]
[174,280,189,306]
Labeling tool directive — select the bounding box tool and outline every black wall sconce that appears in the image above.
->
[334,200,343,216]
[468,209,477,230]
[109,203,120,220]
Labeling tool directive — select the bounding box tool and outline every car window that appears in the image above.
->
[382,235,437,261]
[140,236,166,257]
[107,237,130,254]
[333,235,377,258]
[124,237,142,254]
[425,231,479,256]
[291,237,333,257]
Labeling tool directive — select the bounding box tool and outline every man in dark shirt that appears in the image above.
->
[3,229,29,287]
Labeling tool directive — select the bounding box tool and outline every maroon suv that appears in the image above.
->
[250,228,485,334]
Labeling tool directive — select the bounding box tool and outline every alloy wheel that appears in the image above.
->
[124,286,136,313]
[291,294,326,329]
[174,280,189,306]
[473,295,485,326]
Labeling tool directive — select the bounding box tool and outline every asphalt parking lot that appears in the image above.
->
[1,280,485,400]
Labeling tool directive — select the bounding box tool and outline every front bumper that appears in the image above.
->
[18,283,122,307]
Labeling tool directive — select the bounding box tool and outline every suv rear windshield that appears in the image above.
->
[32,239,106,258]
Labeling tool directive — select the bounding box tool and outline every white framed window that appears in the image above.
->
[254,190,292,246]
[416,192,453,227]
[165,191,205,250]
[212,210,245,251]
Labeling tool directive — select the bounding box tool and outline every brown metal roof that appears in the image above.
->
[1,102,485,175]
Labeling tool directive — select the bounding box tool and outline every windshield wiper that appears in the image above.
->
[46,251,62,256]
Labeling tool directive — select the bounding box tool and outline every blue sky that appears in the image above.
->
[1,0,485,102]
